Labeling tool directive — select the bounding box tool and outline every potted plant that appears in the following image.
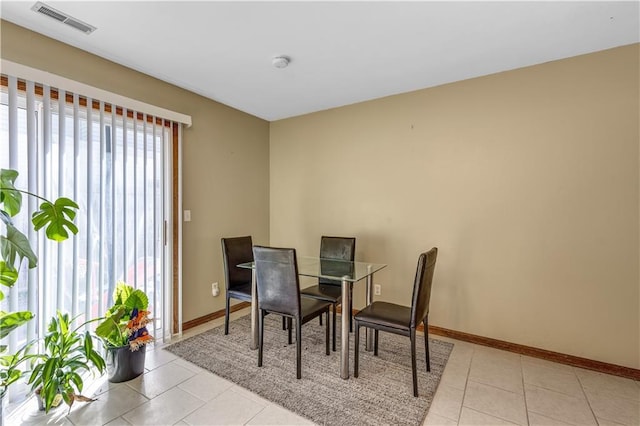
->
[0,168,78,423]
[27,311,105,413]
[95,282,153,383]
[0,169,78,330]
[0,343,37,397]
[0,340,38,406]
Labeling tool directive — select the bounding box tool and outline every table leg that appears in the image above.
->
[250,269,258,350]
[365,264,374,352]
[340,275,350,379]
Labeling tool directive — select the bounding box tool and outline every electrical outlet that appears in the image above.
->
[374,284,381,296]
[211,282,219,297]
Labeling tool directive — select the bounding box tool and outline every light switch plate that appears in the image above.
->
[184,210,191,222]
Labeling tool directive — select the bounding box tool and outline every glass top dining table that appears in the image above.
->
[238,256,387,379]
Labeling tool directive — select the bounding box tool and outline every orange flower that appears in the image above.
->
[129,331,153,351]
[127,309,153,351]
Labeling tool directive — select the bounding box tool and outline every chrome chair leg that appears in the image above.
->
[354,323,360,377]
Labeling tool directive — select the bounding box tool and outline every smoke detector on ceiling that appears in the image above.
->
[272,56,290,69]
[31,1,97,35]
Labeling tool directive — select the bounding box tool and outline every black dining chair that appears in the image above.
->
[300,236,356,351]
[221,236,254,335]
[253,245,331,379]
[354,247,438,397]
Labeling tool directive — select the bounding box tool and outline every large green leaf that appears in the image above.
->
[0,261,18,289]
[0,169,22,217]
[0,224,37,271]
[0,340,40,397]
[0,310,34,339]
[31,197,79,242]
[28,362,44,389]
[57,311,69,335]
[68,371,83,393]
[113,282,133,305]
[40,359,60,413]
[125,289,149,311]
[1,366,20,384]
[87,348,106,373]
[0,210,13,227]
[95,308,127,344]
[110,282,149,310]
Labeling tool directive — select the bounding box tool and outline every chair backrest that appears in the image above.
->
[319,236,356,286]
[253,246,301,317]
[410,247,438,328]
[221,236,253,291]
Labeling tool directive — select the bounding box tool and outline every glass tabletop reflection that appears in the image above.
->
[238,256,386,282]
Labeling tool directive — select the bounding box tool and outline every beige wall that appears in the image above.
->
[270,44,640,369]
[3,19,638,368]
[0,21,270,323]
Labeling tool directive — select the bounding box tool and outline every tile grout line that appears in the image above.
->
[42,315,632,426]
[456,345,474,425]
[243,403,273,426]
[520,355,531,426]
[463,406,523,425]
[523,383,596,426]
[116,358,204,425]
[160,359,211,425]
[462,350,533,426]
[462,379,529,423]
[573,366,601,425]
[117,383,158,425]
[520,358,580,397]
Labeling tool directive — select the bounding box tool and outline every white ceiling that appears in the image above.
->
[1,1,639,121]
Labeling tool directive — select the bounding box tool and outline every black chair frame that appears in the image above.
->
[354,248,438,397]
[254,245,331,379]
[300,236,356,351]
[221,236,254,335]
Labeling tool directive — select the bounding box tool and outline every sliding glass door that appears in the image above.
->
[0,76,174,384]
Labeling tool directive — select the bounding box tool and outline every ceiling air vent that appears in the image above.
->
[31,2,96,34]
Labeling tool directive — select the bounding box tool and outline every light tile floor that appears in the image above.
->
[6,308,640,425]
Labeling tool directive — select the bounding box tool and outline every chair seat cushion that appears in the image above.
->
[355,301,411,331]
[300,298,332,324]
[300,284,343,303]
[227,282,252,301]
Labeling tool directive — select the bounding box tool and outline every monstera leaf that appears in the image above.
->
[32,197,79,242]
[1,169,81,399]
[0,224,37,277]
[0,169,22,217]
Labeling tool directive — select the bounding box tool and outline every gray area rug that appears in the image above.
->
[165,314,453,426]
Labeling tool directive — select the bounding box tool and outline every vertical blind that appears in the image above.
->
[0,74,175,371]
